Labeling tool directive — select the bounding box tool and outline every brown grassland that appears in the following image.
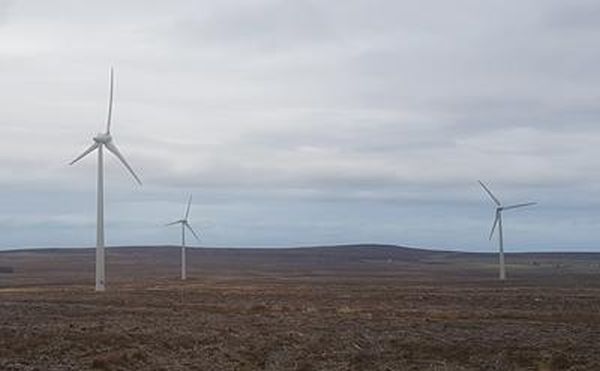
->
[1,245,600,370]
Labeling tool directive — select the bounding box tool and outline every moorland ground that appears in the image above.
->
[1,245,600,370]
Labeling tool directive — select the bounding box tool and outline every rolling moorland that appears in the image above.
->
[1,244,600,370]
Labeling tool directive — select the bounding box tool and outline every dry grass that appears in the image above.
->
[1,246,600,370]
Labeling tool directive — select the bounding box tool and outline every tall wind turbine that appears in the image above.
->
[478,181,536,281]
[166,195,200,280]
[70,68,142,292]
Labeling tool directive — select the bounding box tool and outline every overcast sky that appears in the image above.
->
[1,0,599,251]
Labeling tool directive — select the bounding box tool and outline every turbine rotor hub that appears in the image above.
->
[93,133,113,144]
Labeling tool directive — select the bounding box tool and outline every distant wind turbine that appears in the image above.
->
[478,181,536,281]
[166,195,200,280]
[70,68,142,292]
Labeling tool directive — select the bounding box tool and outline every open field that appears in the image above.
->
[2,245,600,370]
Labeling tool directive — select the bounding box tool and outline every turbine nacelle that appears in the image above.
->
[93,133,113,144]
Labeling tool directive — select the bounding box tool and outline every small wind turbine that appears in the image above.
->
[166,195,200,280]
[70,67,142,292]
[478,181,536,281]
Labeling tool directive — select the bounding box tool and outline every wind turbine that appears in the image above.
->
[478,180,536,281]
[166,195,200,280]
[70,67,142,292]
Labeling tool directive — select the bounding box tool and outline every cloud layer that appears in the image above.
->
[1,0,599,250]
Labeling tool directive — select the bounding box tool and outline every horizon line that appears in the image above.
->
[1,243,598,255]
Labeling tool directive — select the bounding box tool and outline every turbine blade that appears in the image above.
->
[489,212,499,240]
[478,180,501,206]
[104,141,142,185]
[503,202,537,211]
[185,223,200,242]
[165,221,181,226]
[69,142,99,165]
[106,67,114,134]
[184,195,192,220]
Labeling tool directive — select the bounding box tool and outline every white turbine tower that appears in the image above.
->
[166,195,200,280]
[70,68,142,292]
[478,181,536,281]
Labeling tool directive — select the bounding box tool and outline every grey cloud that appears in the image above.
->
[164,1,335,52]
[543,1,600,30]
[0,0,11,26]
